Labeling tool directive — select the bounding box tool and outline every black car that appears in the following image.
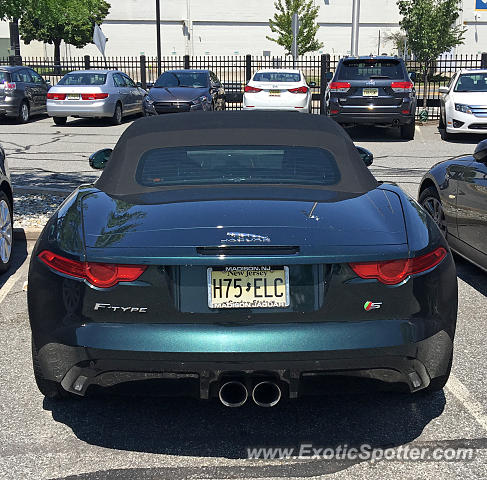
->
[0,144,13,273]
[326,56,417,140]
[0,66,50,123]
[28,112,457,403]
[419,139,487,271]
[143,69,226,115]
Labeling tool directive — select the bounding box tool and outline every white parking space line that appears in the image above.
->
[0,268,24,304]
[446,374,487,432]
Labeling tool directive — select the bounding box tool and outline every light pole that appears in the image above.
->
[350,0,360,56]
[156,0,162,76]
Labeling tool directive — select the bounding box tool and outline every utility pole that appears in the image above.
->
[291,12,299,67]
[9,19,22,65]
[350,0,360,56]
[156,0,162,77]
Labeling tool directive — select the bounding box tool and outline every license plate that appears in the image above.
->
[269,90,281,96]
[362,88,378,97]
[208,266,290,309]
[66,94,80,100]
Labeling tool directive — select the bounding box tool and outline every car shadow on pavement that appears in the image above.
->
[0,235,28,290]
[454,254,487,297]
[438,129,487,145]
[48,116,139,128]
[346,126,410,142]
[43,381,446,476]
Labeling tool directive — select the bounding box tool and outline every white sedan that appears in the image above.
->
[439,69,487,140]
[243,69,314,113]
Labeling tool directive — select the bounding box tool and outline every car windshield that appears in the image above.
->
[338,60,404,80]
[0,72,9,83]
[58,73,107,86]
[454,73,487,92]
[136,146,341,187]
[252,72,301,82]
[154,72,209,88]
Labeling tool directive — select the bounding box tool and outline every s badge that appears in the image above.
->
[364,301,382,311]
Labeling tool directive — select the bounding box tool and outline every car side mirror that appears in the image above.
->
[473,139,487,163]
[356,146,373,167]
[136,81,142,88]
[408,71,416,82]
[309,81,316,87]
[146,82,154,89]
[89,148,112,170]
[325,72,333,82]
[438,86,449,94]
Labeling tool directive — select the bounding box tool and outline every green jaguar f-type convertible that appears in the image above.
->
[28,111,457,406]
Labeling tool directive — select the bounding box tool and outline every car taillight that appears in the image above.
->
[349,247,447,285]
[38,250,147,288]
[329,82,351,92]
[47,92,66,100]
[244,85,262,93]
[288,86,308,94]
[391,81,413,92]
[3,82,16,92]
[81,93,109,100]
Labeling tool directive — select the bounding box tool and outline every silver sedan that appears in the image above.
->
[47,70,147,125]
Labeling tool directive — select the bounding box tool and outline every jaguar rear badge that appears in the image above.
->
[364,301,382,311]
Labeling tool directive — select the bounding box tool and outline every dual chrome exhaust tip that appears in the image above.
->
[218,379,282,408]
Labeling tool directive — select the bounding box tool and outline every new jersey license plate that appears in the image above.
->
[269,90,281,96]
[66,93,80,100]
[208,266,290,309]
[362,88,378,97]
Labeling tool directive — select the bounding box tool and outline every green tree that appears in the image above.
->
[397,0,465,101]
[19,0,110,69]
[267,0,323,55]
[0,0,25,19]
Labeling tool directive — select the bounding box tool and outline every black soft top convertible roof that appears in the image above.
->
[95,111,378,196]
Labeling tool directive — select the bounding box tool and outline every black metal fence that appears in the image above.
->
[2,53,487,119]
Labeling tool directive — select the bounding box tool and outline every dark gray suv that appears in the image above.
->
[0,66,50,123]
[325,56,417,140]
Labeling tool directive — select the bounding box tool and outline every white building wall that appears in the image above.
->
[0,0,486,58]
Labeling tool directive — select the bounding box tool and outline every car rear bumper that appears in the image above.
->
[47,99,115,118]
[330,112,415,126]
[0,95,22,116]
[34,319,454,398]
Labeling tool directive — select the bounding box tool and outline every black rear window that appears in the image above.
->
[58,73,107,86]
[0,71,10,83]
[136,146,340,187]
[338,60,404,80]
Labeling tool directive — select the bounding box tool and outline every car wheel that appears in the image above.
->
[400,119,415,140]
[53,116,67,126]
[17,101,30,124]
[32,338,71,399]
[438,112,445,129]
[421,354,452,394]
[419,186,447,237]
[0,191,13,274]
[111,103,123,125]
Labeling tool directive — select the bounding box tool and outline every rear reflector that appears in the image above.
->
[330,109,339,114]
[402,109,410,114]
[329,82,351,92]
[391,81,413,92]
[288,86,308,94]
[47,92,66,100]
[81,93,109,100]
[244,85,262,93]
[38,250,147,288]
[349,247,447,285]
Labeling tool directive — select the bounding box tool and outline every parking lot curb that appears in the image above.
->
[13,228,43,241]
[14,185,71,197]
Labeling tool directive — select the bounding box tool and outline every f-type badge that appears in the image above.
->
[222,232,271,243]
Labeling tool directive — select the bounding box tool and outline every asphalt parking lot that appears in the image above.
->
[0,115,486,480]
